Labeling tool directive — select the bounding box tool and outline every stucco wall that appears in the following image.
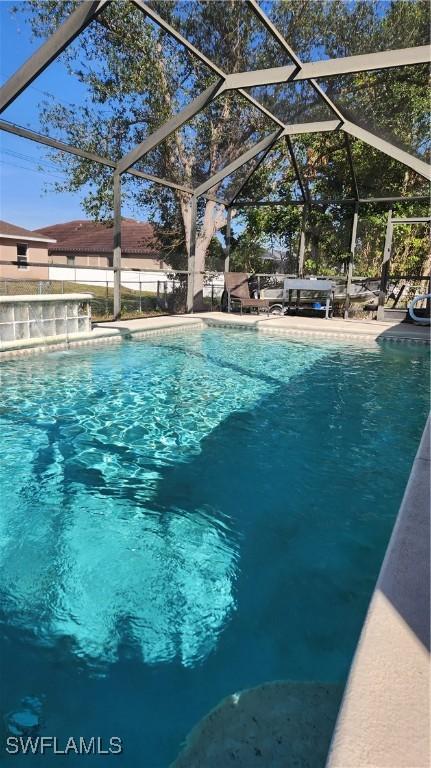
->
[0,238,50,280]
[0,243,169,285]
[49,252,169,270]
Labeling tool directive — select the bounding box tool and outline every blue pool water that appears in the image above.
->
[0,328,429,766]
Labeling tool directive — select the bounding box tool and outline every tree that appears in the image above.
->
[14,0,430,293]
[233,0,430,277]
[14,0,288,305]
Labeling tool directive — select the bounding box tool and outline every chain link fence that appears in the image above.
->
[1,272,428,321]
[0,274,225,321]
[385,276,431,310]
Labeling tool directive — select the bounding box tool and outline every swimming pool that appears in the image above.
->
[0,328,429,766]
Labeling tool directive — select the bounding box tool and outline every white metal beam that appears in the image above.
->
[299,45,430,80]
[283,120,341,135]
[391,217,430,223]
[117,80,224,175]
[342,121,431,180]
[220,46,431,91]
[193,129,282,197]
[0,1,109,113]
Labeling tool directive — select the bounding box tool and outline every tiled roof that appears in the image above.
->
[0,220,56,242]
[35,218,159,254]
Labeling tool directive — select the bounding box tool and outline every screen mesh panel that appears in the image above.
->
[234,138,301,203]
[2,1,216,158]
[349,137,430,198]
[204,149,272,205]
[288,132,356,201]
[257,0,430,62]
[145,0,295,73]
[320,65,430,161]
[133,90,275,188]
[245,80,334,125]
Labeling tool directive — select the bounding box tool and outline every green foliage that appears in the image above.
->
[205,237,225,271]
[231,1,430,276]
[13,0,431,276]
[229,232,274,273]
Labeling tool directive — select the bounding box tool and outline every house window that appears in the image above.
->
[67,254,75,266]
[17,242,28,269]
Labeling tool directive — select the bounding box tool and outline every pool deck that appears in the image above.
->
[0,312,429,358]
[201,313,430,342]
[93,311,430,343]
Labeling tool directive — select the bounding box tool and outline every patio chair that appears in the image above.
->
[224,272,270,314]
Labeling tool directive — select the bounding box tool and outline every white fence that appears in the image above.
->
[48,267,225,297]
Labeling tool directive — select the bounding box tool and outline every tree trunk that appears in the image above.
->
[183,198,227,311]
[193,239,207,310]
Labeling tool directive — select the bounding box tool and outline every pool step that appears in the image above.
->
[172,680,344,768]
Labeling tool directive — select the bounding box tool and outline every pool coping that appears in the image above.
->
[0,312,429,359]
[202,313,431,343]
[0,293,93,304]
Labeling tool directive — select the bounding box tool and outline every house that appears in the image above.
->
[35,218,169,271]
[0,220,56,280]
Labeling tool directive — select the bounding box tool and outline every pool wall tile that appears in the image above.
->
[0,305,14,323]
[0,295,92,348]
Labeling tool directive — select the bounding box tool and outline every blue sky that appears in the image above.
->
[0,2,139,230]
[0,1,234,236]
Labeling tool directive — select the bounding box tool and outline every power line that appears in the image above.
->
[28,84,80,111]
[2,147,65,171]
[0,159,68,180]
[26,83,113,118]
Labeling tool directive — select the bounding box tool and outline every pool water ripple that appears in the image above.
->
[0,328,429,767]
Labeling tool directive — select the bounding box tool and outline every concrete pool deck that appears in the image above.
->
[96,311,430,343]
[0,312,429,358]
